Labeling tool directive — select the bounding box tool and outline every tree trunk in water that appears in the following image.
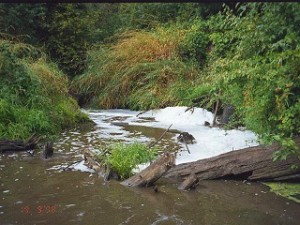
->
[165,137,300,182]
[121,152,175,187]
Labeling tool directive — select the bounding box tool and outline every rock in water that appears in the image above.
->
[204,121,211,127]
[177,132,196,144]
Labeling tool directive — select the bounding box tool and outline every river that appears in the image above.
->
[1,109,299,225]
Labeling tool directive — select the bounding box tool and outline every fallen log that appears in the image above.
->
[121,152,175,187]
[165,137,300,182]
[0,134,41,153]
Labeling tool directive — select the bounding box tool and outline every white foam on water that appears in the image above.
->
[72,160,95,173]
[86,107,258,165]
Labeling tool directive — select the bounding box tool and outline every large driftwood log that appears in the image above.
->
[165,137,300,182]
[0,134,40,153]
[121,152,175,187]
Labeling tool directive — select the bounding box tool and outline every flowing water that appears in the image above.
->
[1,110,299,225]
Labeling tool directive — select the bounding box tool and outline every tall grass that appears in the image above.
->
[71,26,201,109]
[0,39,88,140]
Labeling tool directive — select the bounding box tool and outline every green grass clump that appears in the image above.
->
[264,182,300,203]
[104,142,158,179]
[0,39,88,140]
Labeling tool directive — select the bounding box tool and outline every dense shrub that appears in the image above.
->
[178,20,209,63]
[0,39,88,140]
[203,3,300,158]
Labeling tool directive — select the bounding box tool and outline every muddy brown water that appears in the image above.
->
[1,118,300,225]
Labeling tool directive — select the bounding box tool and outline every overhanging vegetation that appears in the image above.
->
[0,39,88,140]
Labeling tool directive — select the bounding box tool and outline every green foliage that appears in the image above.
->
[45,4,103,76]
[178,20,209,63]
[0,39,88,140]
[202,3,300,158]
[104,142,158,179]
[0,3,47,44]
[264,182,300,203]
[0,3,222,77]
[117,3,221,31]
[0,3,115,77]
[117,3,181,30]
